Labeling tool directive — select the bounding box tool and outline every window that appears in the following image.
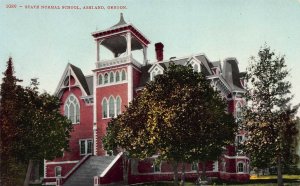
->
[109,96,115,118]
[237,135,243,143]
[236,102,242,120]
[153,162,161,172]
[102,98,108,118]
[190,61,200,72]
[191,162,198,171]
[121,69,126,81]
[237,162,244,173]
[109,72,114,83]
[151,67,163,80]
[116,71,120,82]
[104,73,108,84]
[55,166,62,177]
[116,97,121,115]
[64,95,80,124]
[98,74,103,85]
[79,139,93,155]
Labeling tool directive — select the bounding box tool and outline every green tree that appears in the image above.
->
[104,63,236,185]
[0,57,73,186]
[242,45,299,186]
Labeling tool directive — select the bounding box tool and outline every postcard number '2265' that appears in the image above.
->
[6,4,17,8]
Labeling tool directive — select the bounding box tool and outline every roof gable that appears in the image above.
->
[55,63,91,98]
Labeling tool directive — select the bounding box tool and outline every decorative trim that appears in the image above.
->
[223,155,249,160]
[128,65,133,103]
[45,160,79,165]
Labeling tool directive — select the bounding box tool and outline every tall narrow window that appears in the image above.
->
[109,96,115,118]
[153,162,161,172]
[116,97,121,115]
[102,98,108,118]
[98,74,103,85]
[64,95,80,124]
[55,166,62,177]
[191,162,198,171]
[109,72,114,83]
[237,162,244,173]
[104,73,108,84]
[116,71,120,82]
[121,70,126,81]
[236,102,242,120]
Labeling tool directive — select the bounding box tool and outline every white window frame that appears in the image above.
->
[108,96,115,118]
[150,65,164,81]
[189,59,201,72]
[191,162,198,171]
[55,166,62,177]
[153,162,161,172]
[98,73,103,85]
[102,98,108,118]
[236,101,243,120]
[79,139,93,156]
[64,94,80,124]
[237,162,245,173]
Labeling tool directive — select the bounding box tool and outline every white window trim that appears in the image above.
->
[97,69,127,87]
[108,96,115,118]
[79,139,93,156]
[153,162,161,173]
[64,94,80,124]
[149,65,164,81]
[188,59,201,72]
[98,73,103,85]
[236,161,245,173]
[102,97,108,118]
[55,166,62,177]
[235,101,242,119]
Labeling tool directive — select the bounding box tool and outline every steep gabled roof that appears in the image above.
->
[69,64,91,95]
[55,63,92,98]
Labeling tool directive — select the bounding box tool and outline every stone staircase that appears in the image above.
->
[63,155,116,186]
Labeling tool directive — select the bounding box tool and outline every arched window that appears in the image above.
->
[115,71,120,82]
[109,72,114,83]
[64,95,80,124]
[237,162,244,173]
[194,64,199,72]
[102,98,108,118]
[121,70,126,81]
[104,73,108,84]
[116,96,121,115]
[236,102,242,119]
[98,74,103,85]
[55,166,62,177]
[109,96,115,118]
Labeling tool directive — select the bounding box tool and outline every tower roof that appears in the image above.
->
[91,13,150,47]
[111,13,127,28]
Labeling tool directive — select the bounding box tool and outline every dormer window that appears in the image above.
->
[150,66,163,81]
[189,60,200,72]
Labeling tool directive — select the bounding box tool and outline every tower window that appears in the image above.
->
[121,70,126,81]
[104,73,108,84]
[102,98,108,118]
[109,72,114,83]
[98,74,103,85]
[116,96,121,115]
[64,95,80,124]
[109,96,115,118]
[116,71,120,82]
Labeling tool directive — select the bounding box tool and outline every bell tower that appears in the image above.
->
[92,13,150,66]
[91,14,151,155]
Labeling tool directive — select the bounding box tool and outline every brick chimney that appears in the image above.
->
[155,42,164,61]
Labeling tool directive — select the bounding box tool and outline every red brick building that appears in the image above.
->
[43,14,249,186]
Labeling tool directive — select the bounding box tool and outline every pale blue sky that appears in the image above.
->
[1,0,300,113]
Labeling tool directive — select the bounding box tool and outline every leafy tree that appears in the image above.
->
[104,63,236,185]
[242,45,299,186]
[0,57,73,186]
